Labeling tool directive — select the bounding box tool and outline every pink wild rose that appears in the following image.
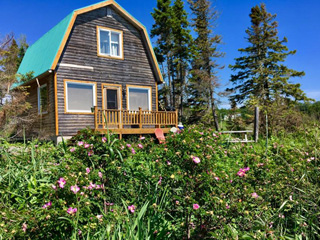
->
[193,204,200,210]
[138,143,143,149]
[67,207,78,215]
[84,143,90,149]
[57,178,66,188]
[70,147,75,152]
[102,137,107,143]
[252,192,259,199]
[22,222,27,233]
[98,172,103,178]
[128,205,136,213]
[86,168,90,174]
[71,185,80,194]
[193,156,200,164]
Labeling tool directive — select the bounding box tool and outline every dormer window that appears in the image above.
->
[97,26,123,59]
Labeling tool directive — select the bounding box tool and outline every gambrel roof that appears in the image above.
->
[16,0,163,87]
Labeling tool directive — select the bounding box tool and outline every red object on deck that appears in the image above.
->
[155,128,165,143]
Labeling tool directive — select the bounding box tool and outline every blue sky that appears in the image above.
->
[1,0,319,107]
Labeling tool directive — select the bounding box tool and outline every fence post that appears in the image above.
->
[94,106,98,130]
[254,107,259,142]
[175,110,178,128]
[139,107,142,129]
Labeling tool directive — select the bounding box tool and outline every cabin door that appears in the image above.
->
[103,86,121,128]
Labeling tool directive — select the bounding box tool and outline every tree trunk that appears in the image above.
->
[179,63,184,120]
[166,57,173,108]
[210,86,219,131]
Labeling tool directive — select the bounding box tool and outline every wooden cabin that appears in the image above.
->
[16,0,178,142]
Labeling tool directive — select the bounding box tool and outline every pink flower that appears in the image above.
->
[22,222,27,233]
[167,161,171,165]
[193,204,200,210]
[96,215,103,219]
[102,137,107,143]
[77,141,84,146]
[237,167,249,177]
[214,177,220,181]
[71,185,80,194]
[226,204,230,209]
[131,148,136,154]
[138,143,143,149]
[88,150,94,156]
[128,205,136,213]
[176,200,179,205]
[252,192,259,199]
[140,136,145,140]
[57,178,66,188]
[126,144,132,148]
[98,172,103,178]
[67,207,78,215]
[158,176,162,185]
[70,147,75,152]
[86,168,90,174]
[193,156,200,164]
[52,184,57,190]
[84,143,90,149]
[42,201,52,209]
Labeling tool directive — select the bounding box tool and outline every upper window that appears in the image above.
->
[38,84,48,114]
[97,26,123,59]
[127,86,151,111]
[65,80,96,113]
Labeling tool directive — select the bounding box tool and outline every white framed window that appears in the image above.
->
[97,26,123,59]
[127,85,152,111]
[64,80,97,113]
[38,84,48,114]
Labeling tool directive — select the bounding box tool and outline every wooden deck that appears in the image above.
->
[94,107,178,137]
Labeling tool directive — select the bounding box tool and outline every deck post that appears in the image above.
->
[94,106,98,130]
[254,107,259,142]
[175,110,178,128]
[139,107,142,129]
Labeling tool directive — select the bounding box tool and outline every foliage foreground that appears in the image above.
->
[1,126,320,239]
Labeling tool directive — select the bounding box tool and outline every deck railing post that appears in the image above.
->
[139,107,142,129]
[94,106,98,130]
[175,110,178,128]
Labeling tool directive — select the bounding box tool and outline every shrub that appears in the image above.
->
[1,125,320,239]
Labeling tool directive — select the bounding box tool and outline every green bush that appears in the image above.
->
[1,126,320,239]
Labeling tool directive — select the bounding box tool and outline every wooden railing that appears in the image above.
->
[94,107,178,130]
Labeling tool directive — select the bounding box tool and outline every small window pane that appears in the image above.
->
[39,85,48,114]
[67,83,94,112]
[100,30,110,54]
[111,32,119,43]
[129,88,149,111]
[106,89,118,109]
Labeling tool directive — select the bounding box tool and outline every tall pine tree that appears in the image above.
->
[172,0,192,118]
[228,4,308,107]
[187,0,223,130]
[151,0,174,108]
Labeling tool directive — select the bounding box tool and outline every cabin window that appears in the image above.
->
[65,80,96,113]
[127,86,151,111]
[38,84,48,114]
[97,26,123,58]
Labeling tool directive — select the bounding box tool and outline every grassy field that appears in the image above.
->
[1,125,320,239]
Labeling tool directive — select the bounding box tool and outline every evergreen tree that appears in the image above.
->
[171,0,192,118]
[151,0,174,108]
[228,4,309,107]
[187,0,223,130]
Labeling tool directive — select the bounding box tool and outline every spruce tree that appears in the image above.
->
[187,0,223,130]
[228,4,308,107]
[172,0,192,118]
[151,0,174,108]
